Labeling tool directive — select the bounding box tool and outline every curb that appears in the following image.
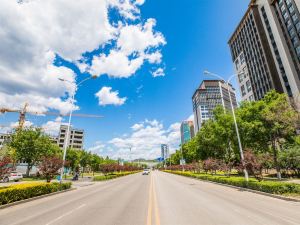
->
[165,172,300,202]
[0,188,76,210]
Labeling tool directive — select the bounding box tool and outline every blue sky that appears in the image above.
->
[0,0,248,159]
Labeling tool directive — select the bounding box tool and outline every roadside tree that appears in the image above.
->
[39,156,64,182]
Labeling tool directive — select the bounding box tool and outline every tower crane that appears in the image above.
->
[0,103,103,130]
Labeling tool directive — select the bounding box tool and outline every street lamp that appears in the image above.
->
[203,70,249,182]
[58,75,97,183]
[180,144,185,172]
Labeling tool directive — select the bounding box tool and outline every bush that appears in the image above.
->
[0,182,72,205]
[165,171,300,195]
[93,171,138,181]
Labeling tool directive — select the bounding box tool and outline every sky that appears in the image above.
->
[0,0,249,160]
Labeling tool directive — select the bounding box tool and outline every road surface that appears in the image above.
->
[0,171,299,225]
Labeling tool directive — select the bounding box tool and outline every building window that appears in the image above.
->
[285,0,291,5]
[296,46,300,56]
[241,85,246,96]
[238,73,244,82]
[283,12,289,20]
[292,14,298,23]
[289,28,296,37]
[246,80,252,92]
[289,5,295,14]
[281,5,286,13]
[296,22,300,32]
[287,19,293,30]
[292,37,299,47]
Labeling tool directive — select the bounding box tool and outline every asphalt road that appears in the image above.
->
[0,171,299,225]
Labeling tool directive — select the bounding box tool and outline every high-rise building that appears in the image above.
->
[180,121,195,145]
[161,144,169,160]
[192,80,237,133]
[229,0,300,110]
[57,125,84,150]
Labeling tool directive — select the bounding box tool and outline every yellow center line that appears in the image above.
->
[147,174,153,225]
[153,174,161,225]
[146,172,161,225]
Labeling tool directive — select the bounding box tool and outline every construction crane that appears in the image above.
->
[0,103,103,130]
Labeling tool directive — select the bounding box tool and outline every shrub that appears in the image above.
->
[0,182,72,205]
[165,170,300,195]
[93,171,138,181]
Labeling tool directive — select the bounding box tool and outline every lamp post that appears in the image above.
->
[180,144,185,172]
[203,70,249,182]
[58,75,97,183]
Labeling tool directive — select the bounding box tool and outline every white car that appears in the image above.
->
[2,171,23,182]
[142,169,150,175]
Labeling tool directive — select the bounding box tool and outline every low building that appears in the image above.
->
[0,133,12,149]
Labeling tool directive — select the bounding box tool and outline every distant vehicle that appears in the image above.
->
[142,169,150,175]
[2,171,23,182]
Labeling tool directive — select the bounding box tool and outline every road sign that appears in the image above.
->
[157,157,164,162]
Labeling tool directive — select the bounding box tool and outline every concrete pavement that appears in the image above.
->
[0,171,299,225]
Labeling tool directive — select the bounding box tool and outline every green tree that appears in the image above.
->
[90,154,103,176]
[261,91,298,179]
[65,148,81,173]
[9,128,58,176]
[278,145,300,177]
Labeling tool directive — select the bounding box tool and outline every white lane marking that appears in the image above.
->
[45,204,86,225]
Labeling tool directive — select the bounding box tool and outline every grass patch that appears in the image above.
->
[165,170,300,196]
[0,182,72,205]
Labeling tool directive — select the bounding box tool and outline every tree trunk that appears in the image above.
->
[272,139,281,180]
[26,164,31,177]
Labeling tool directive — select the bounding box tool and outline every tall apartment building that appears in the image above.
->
[180,121,195,145]
[57,125,84,150]
[192,80,237,133]
[229,0,300,109]
[161,144,169,160]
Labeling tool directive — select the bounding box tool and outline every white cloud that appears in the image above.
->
[42,117,63,136]
[89,119,181,160]
[89,141,106,155]
[0,0,165,114]
[88,18,166,78]
[151,68,165,77]
[131,123,144,131]
[89,50,144,78]
[10,120,33,130]
[95,87,127,106]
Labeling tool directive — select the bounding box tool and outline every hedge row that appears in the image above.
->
[93,171,139,181]
[165,170,300,195]
[0,182,72,205]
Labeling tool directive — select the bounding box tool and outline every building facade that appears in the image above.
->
[57,125,84,150]
[180,121,195,145]
[0,133,12,149]
[229,0,300,109]
[192,80,237,133]
[161,144,169,160]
